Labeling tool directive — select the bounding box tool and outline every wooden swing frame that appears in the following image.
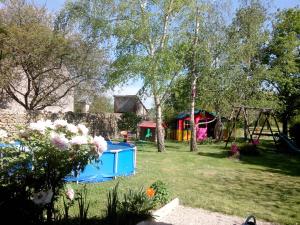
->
[225,106,281,148]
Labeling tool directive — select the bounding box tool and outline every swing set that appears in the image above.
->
[225,106,281,148]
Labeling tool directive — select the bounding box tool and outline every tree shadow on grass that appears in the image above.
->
[53,217,173,225]
[54,217,106,225]
[197,143,230,158]
[238,140,300,176]
[136,141,190,153]
[196,140,300,176]
[197,150,228,159]
[239,151,300,176]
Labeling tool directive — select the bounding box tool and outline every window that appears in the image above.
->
[184,120,190,130]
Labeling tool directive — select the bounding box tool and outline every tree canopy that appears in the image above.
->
[0,0,108,110]
[0,0,298,147]
[263,8,300,134]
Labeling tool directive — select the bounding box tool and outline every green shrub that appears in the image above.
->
[117,112,142,134]
[105,182,155,225]
[118,188,155,225]
[199,137,214,145]
[239,143,260,156]
[0,120,106,223]
[76,185,90,225]
[150,180,170,206]
[106,182,120,225]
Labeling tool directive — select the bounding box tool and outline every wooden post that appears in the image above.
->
[225,107,242,148]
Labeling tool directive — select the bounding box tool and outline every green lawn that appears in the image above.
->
[65,140,300,225]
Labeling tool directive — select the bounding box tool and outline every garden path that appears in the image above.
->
[140,205,277,225]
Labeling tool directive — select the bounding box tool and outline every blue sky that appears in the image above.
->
[35,0,299,108]
[36,0,300,14]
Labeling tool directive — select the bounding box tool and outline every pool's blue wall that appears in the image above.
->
[65,143,136,183]
[1,141,136,183]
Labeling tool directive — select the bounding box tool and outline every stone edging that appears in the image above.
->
[136,198,180,225]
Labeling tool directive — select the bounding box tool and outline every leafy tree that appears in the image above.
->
[89,95,114,113]
[56,0,116,95]
[0,0,107,110]
[163,76,190,123]
[263,8,300,135]
[164,1,271,144]
[111,0,187,152]
[223,0,268,139]
[183,1,229,151]
[117,112,142,134]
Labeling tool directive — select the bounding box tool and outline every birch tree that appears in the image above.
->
[111,0,187,152]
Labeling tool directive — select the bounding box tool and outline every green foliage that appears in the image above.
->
[0,145,43,224]
[105,182,155,225]
[76,185,90,225]
[199,137,214,145]
[106,182,120,225]
[89,95,114,113]
[224,1,268,108]
[0,120,102,223]
[0,0,108,110]
[111,0,190,152]
[74,94,114,113]
[164,76,190,118]
[150,180,169,206]
[117,112,142,133]
[239,143,260,156]
[118,187,155,225]
[263,8,300,134]
[52,140,300,224]
[164,1,271,120]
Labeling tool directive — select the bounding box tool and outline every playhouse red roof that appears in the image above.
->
[138,121,167,128]
[138,121,156,128]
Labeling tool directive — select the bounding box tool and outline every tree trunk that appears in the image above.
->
[214,115,223,141]
[154,96,165,152]
[243,119,248,140]
[282,114,289,136]
[190,78,197,152]
[189,7,200,152]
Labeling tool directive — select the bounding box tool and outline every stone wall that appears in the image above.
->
[0,111,121,138]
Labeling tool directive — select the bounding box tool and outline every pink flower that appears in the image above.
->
[67,124,78,134]
[70,135,88,145]
[50,132,69,150]
[77,124,89,135]
[252,139,259,145]
[66,187,75,201]
[54,119,68,128]
[29,119,54,133]
[230,143,239,154]
[44,120,54,129]
[93,136,107,155]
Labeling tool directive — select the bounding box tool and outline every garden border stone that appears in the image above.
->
[136,197,180,225]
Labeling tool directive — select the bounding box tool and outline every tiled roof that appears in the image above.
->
[176,109,216,119]
[138,121,157,128]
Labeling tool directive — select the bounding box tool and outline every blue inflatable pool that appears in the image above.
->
[0,141,137,183]
[65,141,137,183]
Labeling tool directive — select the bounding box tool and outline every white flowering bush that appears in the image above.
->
[0,128,8,141]
[0,119,107,223]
